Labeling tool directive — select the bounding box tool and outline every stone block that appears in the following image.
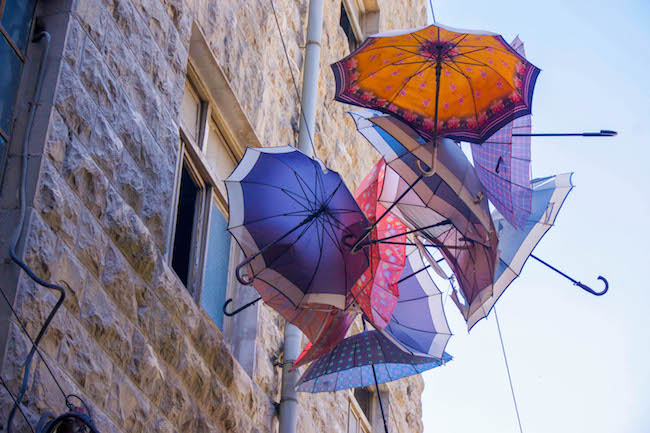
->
[57,318,113,408]
[62,135,109,219]
[100,243,140,321]
[150,257,200,335]
[75,210,108,278]
[79,34,131,127]
[141,171,172,251]
[34,159,80,247]
[64,16,86,72]
[55,44,98,144]
[106,368,151,433]
[134,285,182,366]
[91,114,125,184]
[157,374,193,430]
[101,188,157,282]
[44,108,70,172]
[49,240,88,316]
[79,276,134,369]
[126,330,165,406]
[176,338,211,403]
[115,150,144,216]
[74,0,108,47]
[23,210,59,281]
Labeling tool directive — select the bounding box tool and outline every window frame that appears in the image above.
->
[0,0,37,142]
[348,393,372,433]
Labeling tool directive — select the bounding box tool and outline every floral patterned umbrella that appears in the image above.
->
[295,330,451,393]
[332,22,540,174]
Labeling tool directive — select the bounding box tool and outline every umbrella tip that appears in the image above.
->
[600,130,618,136]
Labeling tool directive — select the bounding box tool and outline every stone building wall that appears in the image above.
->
[0,0,428,432]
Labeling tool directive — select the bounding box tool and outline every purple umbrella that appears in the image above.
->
[226,146,369,310]
[470,37,533,229]
[295,329,451,393]
[380,244,451,359]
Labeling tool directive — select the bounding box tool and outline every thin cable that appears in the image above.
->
[0,286,68,401]
[429,0,436,23]
[0,374,35,433]
[268,0,318,158]
[494,308,524,433]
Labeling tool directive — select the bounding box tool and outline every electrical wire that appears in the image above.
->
[494,308,524,433]
[0,373,35,433]
[268,0,318,159]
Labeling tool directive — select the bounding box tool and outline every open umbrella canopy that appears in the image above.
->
[349,112,499,318]
[380,244,451,359]
[351,158,408,328]
[350,110,493,244]
[296,330,452,393]
[332,23,541,144]
[470,36,533,229]
[463,173,574,329]
[226,146,369,310]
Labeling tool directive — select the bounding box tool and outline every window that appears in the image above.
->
[0,0,37,143]
[340,3,359,52]
[349,386,391,433]
[340,1,381,53]
[172,72,235,330]
[349,393,372,433]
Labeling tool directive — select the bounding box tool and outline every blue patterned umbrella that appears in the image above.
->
[226,146,370,310]
[295,330,451,393]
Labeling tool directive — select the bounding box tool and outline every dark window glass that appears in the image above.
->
[201,199,231,330]
[0,135,6,171]
[1,0,37,54]
[172,164,200,288]
[0,34,22,136]
[354,388,371,421]
[340,3,358,52]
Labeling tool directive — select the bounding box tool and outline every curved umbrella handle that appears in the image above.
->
[223,296,262,317]
[416,159,436,177]
[235,257,255,285]
[575,276,609,296]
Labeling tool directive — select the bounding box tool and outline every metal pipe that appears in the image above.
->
[280,1,324,433]
[296,0,324,157]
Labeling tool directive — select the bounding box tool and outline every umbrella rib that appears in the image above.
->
[443,60,480,126]
[303,215,327,294]
[228,209,314,228]
[354,52,424,87]
[385,60,436,106]
[459,53,523,97]
[237,180,313,209]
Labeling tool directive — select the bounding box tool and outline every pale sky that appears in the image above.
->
[421,1,650,432]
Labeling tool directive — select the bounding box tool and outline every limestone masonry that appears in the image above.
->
[0,0,428,432]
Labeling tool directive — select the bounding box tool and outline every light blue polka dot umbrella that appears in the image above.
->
[295,329,451,393]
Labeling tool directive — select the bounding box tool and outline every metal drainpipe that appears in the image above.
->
[279,1,324,433]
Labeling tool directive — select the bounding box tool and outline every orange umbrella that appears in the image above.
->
[331,22,541,174]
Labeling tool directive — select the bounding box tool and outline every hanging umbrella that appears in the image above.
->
[295,329,452,393]
[226,146,370,311]
[380,244,451,359]
[460,174,574,329]
[470,36,533,229]
[349,112,499,321]
[350,159,408,328]
[332,22,540,174]
[350,110,493,244]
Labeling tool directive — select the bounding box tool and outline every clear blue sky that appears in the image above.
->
[420,1,650,432]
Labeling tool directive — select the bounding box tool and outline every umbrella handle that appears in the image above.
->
[235,257,255,285]
[223,296,262,317]
[530,254,609,296]
[416,159,436,176]
[576,276,609,296]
